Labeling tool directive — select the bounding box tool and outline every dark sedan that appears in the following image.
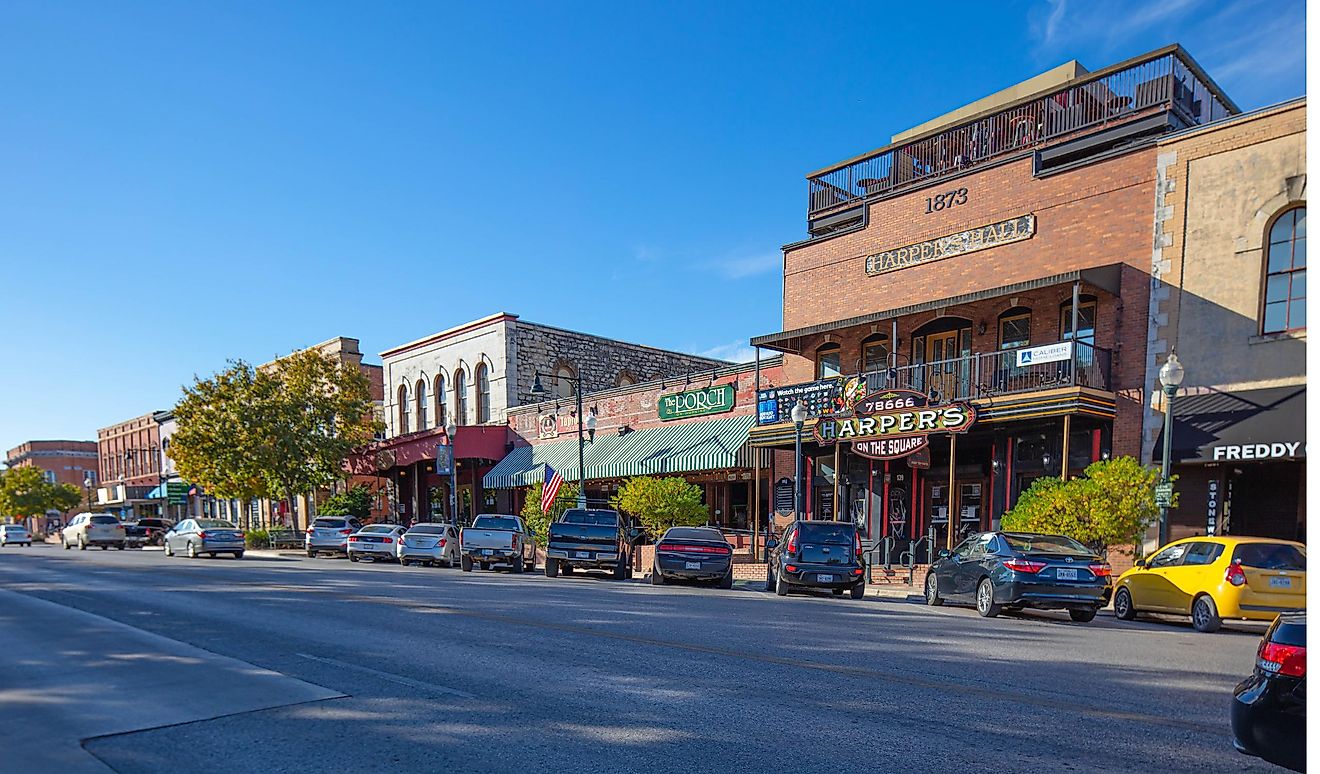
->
[1232,612,1305,771]
[650,527,734,588]
[766,520,866,599]
[925,532,1111,621]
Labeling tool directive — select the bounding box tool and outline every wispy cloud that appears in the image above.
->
[712,251,780,279]
[698,340,758,363]
[1027,0,1203,61]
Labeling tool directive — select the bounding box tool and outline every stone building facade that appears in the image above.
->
[1143,99,1307,544]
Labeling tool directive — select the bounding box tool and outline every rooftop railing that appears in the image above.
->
[807,47,1234,221]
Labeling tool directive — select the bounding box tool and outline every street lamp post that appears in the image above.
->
[791,399,808,520]
[1157,353,1185,547]
[445,422,459,526]
[531,369,597,508]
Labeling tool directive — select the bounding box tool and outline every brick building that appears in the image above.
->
[1144,99,1306,543]
[96,413,164,519]
[358,313,728,525]
[747,45,1242,578]
[4,440,99,534]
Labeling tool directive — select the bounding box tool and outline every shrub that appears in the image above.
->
[610,476,709,540]
[520,480,581,542]
[245,528,270,549]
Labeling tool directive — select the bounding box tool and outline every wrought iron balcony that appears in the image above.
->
[859,341,1112,403]
[806,46,1235,226]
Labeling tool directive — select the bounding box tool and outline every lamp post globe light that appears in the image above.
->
[1157,353,1185,547]
[790,399,808,520]
[445,422,459,526]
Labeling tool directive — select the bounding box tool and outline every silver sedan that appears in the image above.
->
[399,523,460,567]
[163,519,246,559]
[347,524,407,563]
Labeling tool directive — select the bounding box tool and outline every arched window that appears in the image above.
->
[434,374,447,429]
[397,384,410,435]
[1263,206,1307,333]
[998,306,1032,350]
[476,363,491,424]
[415,379,428,431]
[454,369,468,426]
[815,343,841,379]
[861,334,888,374]
[615,371,637,387]
[554,364,576,398]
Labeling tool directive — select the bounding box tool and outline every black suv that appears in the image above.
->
[1232,612,1305,771]
[766,520,865,599]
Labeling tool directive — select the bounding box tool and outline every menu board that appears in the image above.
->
[757,378,843,424]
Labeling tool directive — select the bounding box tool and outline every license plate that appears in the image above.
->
[1056,568,1078,581]
[1270,576,1293,589]
[575,551,590,559]
[817,574,835,583]
[685,561,701,570]
[482,549,494,555]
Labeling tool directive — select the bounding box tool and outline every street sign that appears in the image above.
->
[1154,482,1174,508]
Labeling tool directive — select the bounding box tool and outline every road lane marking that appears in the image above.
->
[296,653,475,699]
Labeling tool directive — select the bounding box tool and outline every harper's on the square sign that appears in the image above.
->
[814,389,977,460]
[865,214,1036,275]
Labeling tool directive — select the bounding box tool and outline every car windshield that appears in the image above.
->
[559,510,620,526]
[197,520,236,529]
[90,515,120,525]
[313,518,347,528]
[797,522,856,545]
[1233,543,1306,570]
[472,516,520,531]
[360,525,395,534]
[664,527,722,542]
[1001,533,1092,555]
[407,525,447,535]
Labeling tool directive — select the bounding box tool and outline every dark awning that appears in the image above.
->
[1154,385,1306,464]
[750,264,1123,353]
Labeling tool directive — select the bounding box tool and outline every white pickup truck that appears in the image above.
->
[459,514,537,573]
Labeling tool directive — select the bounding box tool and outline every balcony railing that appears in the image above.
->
[858,341,1111,403]
[807,47,1234,221]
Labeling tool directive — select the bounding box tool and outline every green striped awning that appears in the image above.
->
[482,414,763,489]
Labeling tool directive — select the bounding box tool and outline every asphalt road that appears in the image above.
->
[0,543,1284,773]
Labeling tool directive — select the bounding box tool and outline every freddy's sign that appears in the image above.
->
[815,389,977,460]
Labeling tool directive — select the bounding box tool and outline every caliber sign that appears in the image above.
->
[814,389,977,460]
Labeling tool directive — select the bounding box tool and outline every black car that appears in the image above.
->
[1232,612,1305,771]
[766,520,865,599]
[925,532,1112,621]
[650,527,734,589]
[125,517,175,547]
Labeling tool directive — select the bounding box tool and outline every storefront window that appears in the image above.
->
[862,334,888,374]
[816,344,841,379]
[999,309,1031,349]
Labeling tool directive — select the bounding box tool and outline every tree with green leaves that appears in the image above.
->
[319,484,376,520]
[520,479,580,542]
[169,349,381,530]
[610,476,710,540]
[0,466,82,531]
[1001,456,1168,555]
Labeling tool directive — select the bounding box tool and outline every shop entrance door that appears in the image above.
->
[927,331,960,400]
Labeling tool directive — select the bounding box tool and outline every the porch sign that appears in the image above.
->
[659,384,735,421]
[814,389,977,460]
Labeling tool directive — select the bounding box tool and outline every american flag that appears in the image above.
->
[541,464,564,513]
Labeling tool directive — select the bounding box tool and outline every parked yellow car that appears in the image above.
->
[1113,537,1305,632]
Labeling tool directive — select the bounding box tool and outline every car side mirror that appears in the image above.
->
[936,548,951,560]
[766,537,779,549]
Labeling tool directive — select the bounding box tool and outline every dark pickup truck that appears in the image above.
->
[125,518,175,547]
[544,509,637,580]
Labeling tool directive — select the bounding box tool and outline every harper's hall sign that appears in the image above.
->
[865,214,1036,276]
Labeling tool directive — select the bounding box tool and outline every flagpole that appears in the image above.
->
[576,372,586,508]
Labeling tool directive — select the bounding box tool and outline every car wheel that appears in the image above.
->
[850,583,865,600]
[975,578,1001,618]
[234,551,244,560]
[79,536,87,551]
[650,563,665,585]
[1191,595,1222,633]
[164,541,173,557]
[100,544,108,551]
[461,555,474,572]
[1113,587,1136,620]
[924,572,944,606]
[718,568,733,590]
[764,566,774,592]
[62,537,70,550]
[545,557,559,578]
[306,549,316,558]
[116,543,125,550]
[511,555,524,573]
[612,556,627,581]
[1068,607,1097,623]
[349,553,359,563]
[775,566,789,596]
[187,542,198,559]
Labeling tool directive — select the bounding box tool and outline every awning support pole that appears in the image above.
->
[947,434,957,550]
[1061,415,1072,481]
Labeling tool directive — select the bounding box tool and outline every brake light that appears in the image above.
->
[786,530,798,555]
[1226,561,1247,587]
[339,529,353,535]
[1002,558,1047,574]
[196,531,207,540]
[439,539,447,547]
[1259,641,1306,677]
[1089,563,1112,577]
[854,531,863,558]
[306,528,315,536]
[657,543,732,555]
[785,564,798,572]
[851,568,864,575]
[381,537,393,544]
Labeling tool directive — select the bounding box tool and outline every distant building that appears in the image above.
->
[96,413,164,520]
[5,440,99,533]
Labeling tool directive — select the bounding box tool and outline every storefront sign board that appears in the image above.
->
[659,384,735,421]
[865,214,1035,275]
[1016,341,1072,367]
[1210,442,1304,460]
[757,378,843,424]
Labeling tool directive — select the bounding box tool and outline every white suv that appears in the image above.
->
[62,513,126,551]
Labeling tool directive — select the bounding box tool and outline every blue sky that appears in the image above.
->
[0,0,1306,448]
